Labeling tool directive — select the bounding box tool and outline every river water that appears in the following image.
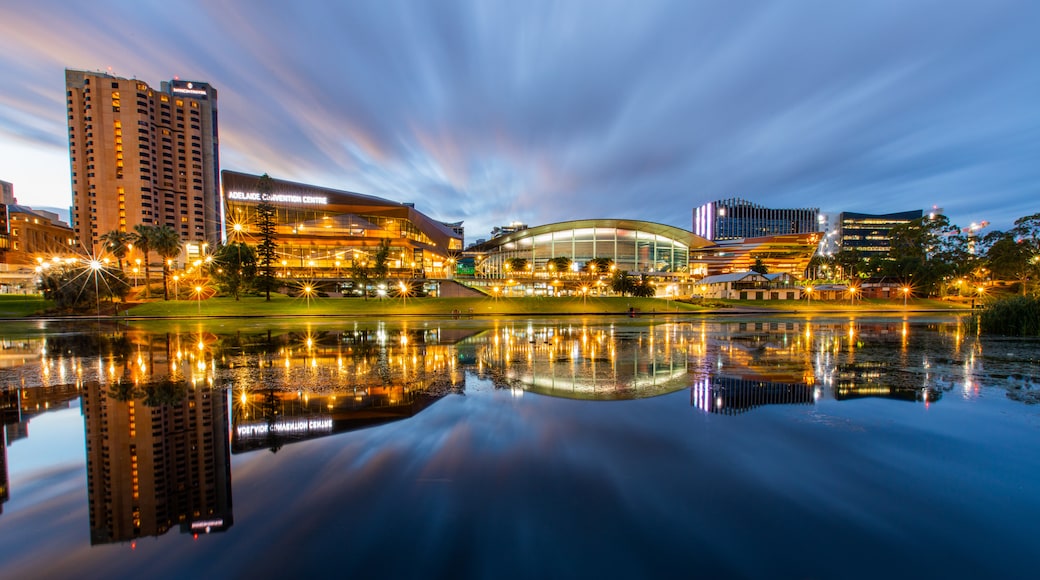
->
[0,314,1038,578]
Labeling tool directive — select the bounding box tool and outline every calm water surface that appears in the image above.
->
[0,314,1038,579]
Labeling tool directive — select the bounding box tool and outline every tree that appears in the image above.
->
[611,269,637,296]
[372,239,392,286]
[212,241,257,300]
[350,254,371,300]
[546,256,572,275]
[99,230,133,272]
[151,225,182,301]
[750,257,769,275]
[506,257,529,275]
[132,223,156,298]
[254,174,278,301]
[885,214,970,296]
[632,274,656,297]
[584,257,613,274]
[38,263,130,312]
[833,249,865,280]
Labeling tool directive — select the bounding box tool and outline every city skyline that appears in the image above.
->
[1,1,1038,240]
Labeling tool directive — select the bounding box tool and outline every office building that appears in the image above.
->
[837,210,922,258]
[66,69,221,254]
[694,198,819,241]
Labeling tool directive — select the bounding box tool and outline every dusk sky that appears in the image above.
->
[1,0,1037,240]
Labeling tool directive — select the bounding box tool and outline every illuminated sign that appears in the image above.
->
[170,80,208,98]
[191,518,225,531]
[235,417,333,438]
[227,191,328,205]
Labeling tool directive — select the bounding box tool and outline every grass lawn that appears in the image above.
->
[123,293,972,319]
[126,294,706,318]
[714,297,968,312]
[0,294,54,317]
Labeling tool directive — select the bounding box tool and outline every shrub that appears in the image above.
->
[979,295,1040,336]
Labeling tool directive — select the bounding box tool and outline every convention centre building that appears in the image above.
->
[221,171,463,280]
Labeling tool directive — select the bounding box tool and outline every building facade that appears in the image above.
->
[466,219,714,296]
[66,70,221,254]
[837,210,922,258]
[222,171,463,280]
[694,198,819,241]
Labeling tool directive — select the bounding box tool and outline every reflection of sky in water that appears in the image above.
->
[1,316,1039,577]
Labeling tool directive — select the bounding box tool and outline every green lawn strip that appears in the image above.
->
[125,295,706,318]
[0,294,54,317]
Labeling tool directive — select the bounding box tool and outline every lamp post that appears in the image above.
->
[902,286,910,307]
[194,285,203,315]
[89,258,103,318]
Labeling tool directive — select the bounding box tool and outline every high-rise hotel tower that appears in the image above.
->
[65,70,221,253]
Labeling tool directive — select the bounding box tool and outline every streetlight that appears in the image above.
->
[901,286,910,307]
[302,284,315,308]
[88,258,103,317]
[193,285,204,315]
[173,275,180,300]
[399,281,408,308]
[805,286,813,305]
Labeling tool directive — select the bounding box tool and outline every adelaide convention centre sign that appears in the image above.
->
[227,191,328,205]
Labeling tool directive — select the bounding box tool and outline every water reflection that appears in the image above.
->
[0,316,1034,533]
[82,380,232,544]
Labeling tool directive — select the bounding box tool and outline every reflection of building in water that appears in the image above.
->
[834,362,943,403]
[465,323,695,400]
[82,380,232,545]
[0,381,84,514]
[691,376,814,415]
[1,425,8,515]
[233,388,446,453]
[228,326,467,453]
[687,320,816,415]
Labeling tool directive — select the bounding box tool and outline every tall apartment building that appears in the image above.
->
[837,210,922,258]
[693,198,819,241]
[65,70,221,254]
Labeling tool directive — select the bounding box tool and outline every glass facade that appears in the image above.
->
[472,219,710,278]
[222,171,463,280]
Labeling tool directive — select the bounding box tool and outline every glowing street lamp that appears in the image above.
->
[193,285,204,314]
[89,258,103,317]
[901,286,910,307]
[302,284,315,308]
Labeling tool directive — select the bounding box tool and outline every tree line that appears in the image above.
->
[810,213,1040,297]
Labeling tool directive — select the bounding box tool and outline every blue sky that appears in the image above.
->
[0,0,1037,240]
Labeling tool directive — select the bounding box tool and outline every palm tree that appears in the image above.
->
[132,224,156,298]
[99,230,132,272]
[151,225,183,301]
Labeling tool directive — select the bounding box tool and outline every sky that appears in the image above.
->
[0,0,1037,241]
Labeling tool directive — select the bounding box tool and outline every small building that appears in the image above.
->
[696,271,802,300]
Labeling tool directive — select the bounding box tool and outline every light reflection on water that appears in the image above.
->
[0,315,1038,577]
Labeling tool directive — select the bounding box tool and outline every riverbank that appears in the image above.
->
[7,293,971,320]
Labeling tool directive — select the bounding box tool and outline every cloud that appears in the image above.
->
[0,0,1037,237]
